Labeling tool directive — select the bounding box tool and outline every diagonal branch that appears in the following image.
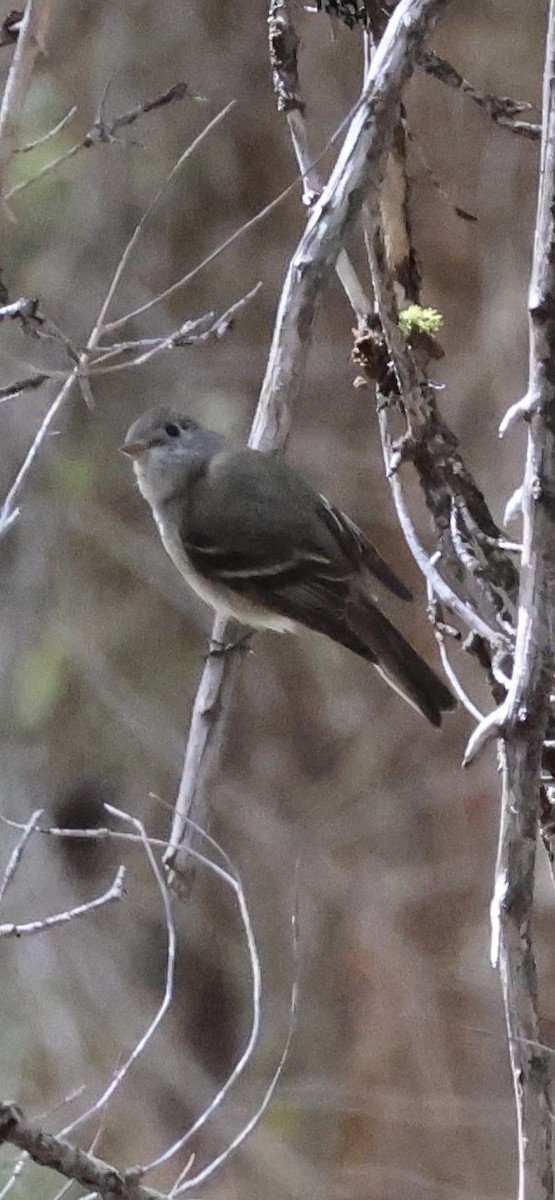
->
[0,1104,167,1200]
[164,0,454,884]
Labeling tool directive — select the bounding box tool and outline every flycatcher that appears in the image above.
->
[122,408,456,726]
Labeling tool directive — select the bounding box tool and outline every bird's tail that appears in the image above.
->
[343,593,456,726]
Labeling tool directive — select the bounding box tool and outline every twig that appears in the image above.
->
[499,392,537,437]
[0,808,43,902]
[140,822,261,1180]
[0,370,77,536]
[0,104,234,537]
[164,0,454,881]
[0,0,55,197]
[87,282,263,376]
[425,582,485,721]
[377,406,505,645]
[172,882,299,1194]
[101,102,359,338]
[0,373,48,401]
[17,104,77,152]
[90,99,236,339]
[462,699,507,767]
[87,81,199,140]
[418,50,541,141]
[268,0,371,320]
[56,805,176,1143]
[4,81,199,201]
[0,812,272,1196]
[0,865,126,938]
[361,202,519,634]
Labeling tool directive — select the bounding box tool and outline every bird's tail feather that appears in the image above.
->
[344,593,456,726]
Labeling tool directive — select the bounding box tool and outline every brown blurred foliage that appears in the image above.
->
[0,2,550,1198]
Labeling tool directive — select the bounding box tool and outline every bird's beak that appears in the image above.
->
[120,440,149,459]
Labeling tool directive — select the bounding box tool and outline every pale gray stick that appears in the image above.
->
[0,0,55,199]
[164,0,454,882]
[487,4,555,1196]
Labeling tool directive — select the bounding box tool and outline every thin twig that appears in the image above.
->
[418,50,541,141]
[102,101,358,337]
[0,866,126,938]
[0,370,77,536]
[56,806,176,1143]
[0,105,233,536]
[268,0,371,320]
[377,407,505,645]
[0,0,55,197]
[425,581,485,721]
[86,282,262,376]
[17,105,77,153]
[4,81,199,201]
[140,823,262,1178]
[0,373,49,401]
[173,887,300,1194]
[0,808,43,903]
[92,100,236,339]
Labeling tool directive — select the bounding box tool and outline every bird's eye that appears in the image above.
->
[164,423,181,438]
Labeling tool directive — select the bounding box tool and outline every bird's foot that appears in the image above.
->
[205,632,253,660]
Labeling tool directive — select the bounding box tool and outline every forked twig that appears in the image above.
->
[0,866,126,938]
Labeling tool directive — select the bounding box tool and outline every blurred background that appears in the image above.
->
[0,1,550,1197]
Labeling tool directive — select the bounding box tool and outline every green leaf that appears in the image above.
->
[398,305,444,335]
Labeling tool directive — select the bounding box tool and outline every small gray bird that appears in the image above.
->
[122,407,456,726]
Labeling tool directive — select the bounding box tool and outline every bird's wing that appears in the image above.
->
[179,446,411,627]
[181,447,353,608]
[316,495,412,601]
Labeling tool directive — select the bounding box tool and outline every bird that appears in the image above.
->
[121,407,456,726]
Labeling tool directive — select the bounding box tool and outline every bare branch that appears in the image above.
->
[361,205,519,635]
[268,0,371,319]
[16,104,77,153]
[0,866,126,938]
[0,370,77,537]
[0,808,43,902]
[172,876,299,1195]
[140,822,262,1181]
[4,81,201,202]
[56,805,176,1143]
[252,0,452,449]
[490,1,555,1190]
[418,50,541,141]
[101,103,358,338]
[90,100,236,340]
[0,1104,167,1200]
[0,0,55,196]
[0,373,48,401]
[462,700,507,767]
[88,283,263,376]
[499,392,537,437]
[0,104,236,536]
[85,81,201,142]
